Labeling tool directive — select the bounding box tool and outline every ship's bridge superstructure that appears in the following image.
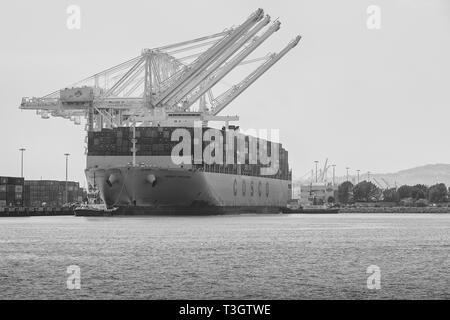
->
[20,8,301,131]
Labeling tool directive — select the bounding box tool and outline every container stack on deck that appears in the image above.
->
[88,126,291,180]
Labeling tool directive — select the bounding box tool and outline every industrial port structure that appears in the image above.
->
[0,176,84,208]
[16,9,300,214]
[19,8,300,135]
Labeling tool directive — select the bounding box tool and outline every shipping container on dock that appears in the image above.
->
[0,176,24,207]
[23,184,31,207]
[24,180,82,207]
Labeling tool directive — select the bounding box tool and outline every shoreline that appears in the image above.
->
[0,207,74,217]
[2,206,450,216]
[340,206,450,214]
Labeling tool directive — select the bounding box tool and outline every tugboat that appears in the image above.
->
[282,199,340,214]
[73,188,117,216]
[74,203,118,216]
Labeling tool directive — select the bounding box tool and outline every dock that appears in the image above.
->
[0,207,74,217]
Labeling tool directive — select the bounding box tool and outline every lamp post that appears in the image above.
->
[346,167,350,182]
[314,161,318,183]
[64,153,70,204]
[19,148,26,178]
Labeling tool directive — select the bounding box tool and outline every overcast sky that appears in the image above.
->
[0,0,449,184]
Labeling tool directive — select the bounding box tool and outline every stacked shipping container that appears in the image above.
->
[88,127,291,180]
[24,180,83,207]
[0,176,24,207]
[0,177,85,208]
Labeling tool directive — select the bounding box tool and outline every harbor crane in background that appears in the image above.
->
[19,8,301,136]
[297,159,332,184]
[372,178,384,190]
[381,177,391,188]
[319,158,330,183]
[297,161,396,191]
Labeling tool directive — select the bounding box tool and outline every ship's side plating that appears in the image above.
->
[85,166,289,214]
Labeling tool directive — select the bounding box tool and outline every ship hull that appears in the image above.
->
[85,166,290,215]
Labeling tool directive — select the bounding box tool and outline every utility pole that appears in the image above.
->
[346,167,350,182]
[314,160,318,183]
[332,164,336,186]
[357,169,360,184]
[19,148,26,178]
[64,153,70,204]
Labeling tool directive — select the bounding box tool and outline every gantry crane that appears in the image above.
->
[372,178,384,190]
[319,158,329,183]
[381,178,390,188]
[19,8,301,132]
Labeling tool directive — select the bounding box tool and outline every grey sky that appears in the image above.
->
[0,0,449,184]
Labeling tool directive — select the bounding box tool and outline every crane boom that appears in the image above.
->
[180,20,281,110]
[165,15,272,107]
[19,8,301,131]
[166,39,224,56]
[320,158,328,182]
[154,31,229,52]
[212,36,301,115]
[153,8,265,107]
[372,178,384,189]
[381,178,390,188]
[121,55,270,99]
[103,58,145,97]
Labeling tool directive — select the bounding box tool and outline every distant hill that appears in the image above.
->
[294,164,450,188]
[371,164,450,187]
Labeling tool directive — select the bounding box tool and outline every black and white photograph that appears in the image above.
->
[0,0,449,308]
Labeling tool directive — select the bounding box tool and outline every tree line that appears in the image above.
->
[337,180,449,205]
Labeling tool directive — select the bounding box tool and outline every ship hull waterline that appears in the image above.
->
[84,166,290,216]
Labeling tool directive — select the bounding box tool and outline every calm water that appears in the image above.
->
[0,213,448,299]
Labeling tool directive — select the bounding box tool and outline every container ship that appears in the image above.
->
[85,119,292,214]
[19,9,300,215]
